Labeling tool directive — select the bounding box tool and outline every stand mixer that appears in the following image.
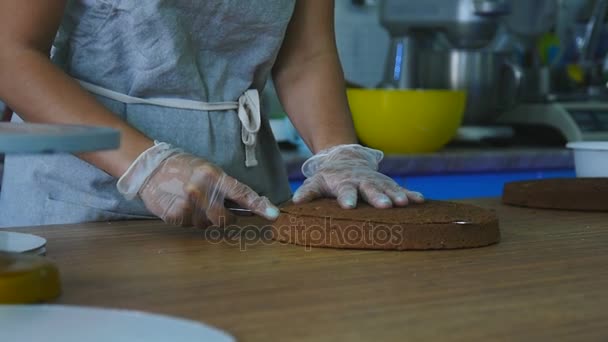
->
[379,0,510,89]
[378,0,522,143]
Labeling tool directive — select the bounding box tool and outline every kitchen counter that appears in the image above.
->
[9,198,608,341]
[282,147,574,179]
[0,148,575,189]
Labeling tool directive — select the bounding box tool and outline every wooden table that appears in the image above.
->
[10,199,608,341]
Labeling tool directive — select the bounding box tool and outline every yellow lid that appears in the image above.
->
[0,252,61,303]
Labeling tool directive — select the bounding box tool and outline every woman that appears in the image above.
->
[0,0,423,228]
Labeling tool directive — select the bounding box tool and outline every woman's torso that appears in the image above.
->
[0,0,296,227]
[53,0,296,100]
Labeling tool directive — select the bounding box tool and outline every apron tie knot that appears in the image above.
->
[238,89,261,167]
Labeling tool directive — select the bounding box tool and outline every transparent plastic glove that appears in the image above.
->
[293,144,424,209]
[117,142,279,227]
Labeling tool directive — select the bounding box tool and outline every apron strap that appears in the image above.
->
[77,80,260,167]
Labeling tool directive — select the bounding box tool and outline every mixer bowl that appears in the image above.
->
[346,89,466,153]
[414,50,522,125]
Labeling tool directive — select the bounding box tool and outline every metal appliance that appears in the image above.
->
[377,0,518,128]
[498,100,608,142]
[379,0,510,88]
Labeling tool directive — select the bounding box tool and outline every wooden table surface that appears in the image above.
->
[10,198,608,341]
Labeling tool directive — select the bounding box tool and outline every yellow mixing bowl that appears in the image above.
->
[346,89,466,153]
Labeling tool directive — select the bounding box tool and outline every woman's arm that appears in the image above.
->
[0,0,153,177]
[272,1,424,209]
[272,0,357,153]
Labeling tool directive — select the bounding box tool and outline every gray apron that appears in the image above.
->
[0,0,295,227]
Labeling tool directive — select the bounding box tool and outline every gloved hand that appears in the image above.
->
[116,142,279,227]
[293,144,424,209]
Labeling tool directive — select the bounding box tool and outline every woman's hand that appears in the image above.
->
[117,143,279,227]
[293,144,424,209]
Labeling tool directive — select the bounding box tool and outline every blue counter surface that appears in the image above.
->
[284,147,576,200]
[289,169,576,200]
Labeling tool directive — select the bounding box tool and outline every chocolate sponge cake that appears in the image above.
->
[502,178,608,211]
[272,199,500,250]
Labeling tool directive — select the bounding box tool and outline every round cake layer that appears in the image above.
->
[272,199,500,250]
[502,178,608,211]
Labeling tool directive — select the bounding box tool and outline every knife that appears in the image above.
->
[224,200,254,216]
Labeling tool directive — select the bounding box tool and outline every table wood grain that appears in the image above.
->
[9,198,608,341]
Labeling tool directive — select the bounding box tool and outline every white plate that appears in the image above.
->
[0,231,46,253]
[0,305,234,342]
